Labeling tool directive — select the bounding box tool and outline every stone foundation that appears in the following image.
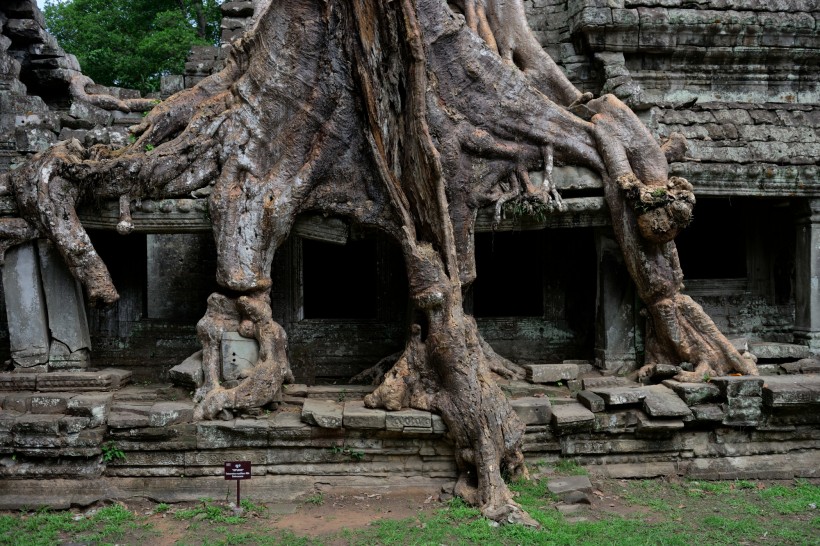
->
[0,368,817,509]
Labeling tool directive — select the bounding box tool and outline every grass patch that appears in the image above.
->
[0,504,144,546]
[553,459,588,476]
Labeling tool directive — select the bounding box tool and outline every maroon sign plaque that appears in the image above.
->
[224,461,251,505]
[224,461,252,480]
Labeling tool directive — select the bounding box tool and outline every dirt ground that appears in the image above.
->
[14,474,817,545]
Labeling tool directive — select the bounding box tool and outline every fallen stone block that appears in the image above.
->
[662,380,721,405]
[168,351,204,389]
[576,390,605,412]
[550,403,595,433]
[301,399,343,429]
[547,475,593,496]
[343,401,386,429]
[525,364,579,384]
[643,389,693,419]
[385,408,432,431]
[510,397,552,425]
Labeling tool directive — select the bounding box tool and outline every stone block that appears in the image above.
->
[385,408,432,431]
[710,377,764,398]
[3,394,30,413]
[581,376,635,390]
[643,390,693,418]
[197,420,269,449]
[510,397,552,425]
[576,390,605,412]
[550,403,595,433]
[636,412,684,433]
[342,401,386,429]
[107,412,150,429]
[169,351,204,389]
[29,393,69,414]
[588,386,645,406]
[149,401,194,427]
[748,342,810,361]
[662,380,721,405]
[271,411,309,429]
[546,475,593,496]
[525,363,579,383]
[691,404,725,422]
[66,393,111,427]
[58,416,91,434]
[12,414,59,435]
[221,332,257,382]
[0,373,37,391]
[301,399,343,429]
[763,383,817,407]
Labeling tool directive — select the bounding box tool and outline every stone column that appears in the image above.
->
[2,242,50,369]
[594,228,638,373]
[794,199,820,354]
[37,240,91,369]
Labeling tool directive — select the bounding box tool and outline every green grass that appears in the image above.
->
[0,479,817,545]
[0,504,144,546]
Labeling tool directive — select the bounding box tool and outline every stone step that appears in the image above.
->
[749,342,811,361]
[762,375,820,407]
[0,368,131,392]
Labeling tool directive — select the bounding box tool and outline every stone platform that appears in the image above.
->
[0,371,818,509]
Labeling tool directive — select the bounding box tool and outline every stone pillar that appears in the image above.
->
[594,228,637,373]
[794,199,820,354]
[2,242,50,369]
[37,240,91,369]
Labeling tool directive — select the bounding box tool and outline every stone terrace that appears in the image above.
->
[0,357,818,508]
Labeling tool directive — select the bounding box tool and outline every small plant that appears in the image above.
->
[101,441,126,462]
[154,503,170,513]
[304,493,324,505]
[651,187,668,198]
[127,134,136,144]
[330,445,366,461]
[144,143,154,151]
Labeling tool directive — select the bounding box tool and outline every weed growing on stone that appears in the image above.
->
[100,441,126,462]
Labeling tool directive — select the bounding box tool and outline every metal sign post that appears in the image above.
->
[224,461,252,506]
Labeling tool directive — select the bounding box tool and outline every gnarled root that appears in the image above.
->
[642,294,758,382]
[194,290,293,420]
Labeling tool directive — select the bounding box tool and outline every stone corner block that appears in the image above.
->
[510,396,552,425]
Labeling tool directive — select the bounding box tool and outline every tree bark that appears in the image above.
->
[0,0,758,523]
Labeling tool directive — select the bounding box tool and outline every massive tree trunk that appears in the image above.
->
[0,0,757,523]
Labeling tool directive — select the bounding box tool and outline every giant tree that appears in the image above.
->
[1,0,757,524]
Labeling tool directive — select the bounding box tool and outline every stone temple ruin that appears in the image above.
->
[0,0,818,509]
